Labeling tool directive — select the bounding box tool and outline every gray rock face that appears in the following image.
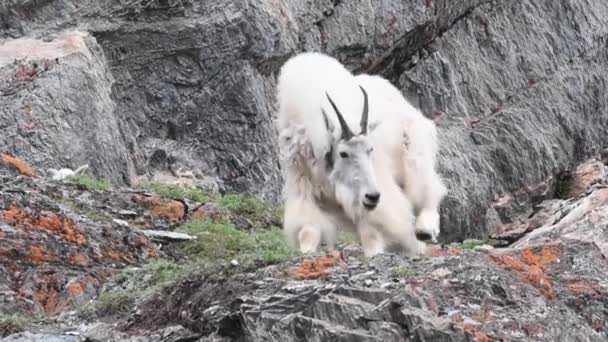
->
[0,32,133,185]
[398,0,608,240]
[1,0,608,237]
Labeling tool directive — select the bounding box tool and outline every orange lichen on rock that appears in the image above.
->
[34,275,60,316]
[288,255,343,280]
[490,245,560,299]
[463,324,495,342]
[102,248,137,264]
[67,254,91,265]
[566,277,607,298]
[30,245,57,265]
[133,234,159,258]
[0,153,36,177]
[132,194,186,224]
[431,246,464,257]
[191,204,228,223]
[67,279,87,296]
[2,207,87,245]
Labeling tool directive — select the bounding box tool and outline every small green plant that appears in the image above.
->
[79,259,187,320]
[254,227,298,265]
[217,193,282,228]
[555,173,573,199]
[460,240,486,250]
[87,291,135,318]
[337,231,358,245]
[118,259,185,290]
[395,266,415,278]
[217,194,265,214]
[0,314,32,337]
[65,175,112,191]
[141,182,210,203]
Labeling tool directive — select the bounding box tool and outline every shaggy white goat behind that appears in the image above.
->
[354,74,448,242]
[275,52,446,257]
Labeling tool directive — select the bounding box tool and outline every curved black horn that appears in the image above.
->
[359,85,369,135]
[325,92,354,140]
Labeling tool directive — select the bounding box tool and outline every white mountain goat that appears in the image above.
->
[47,164,89,181]
[275,52,446,257]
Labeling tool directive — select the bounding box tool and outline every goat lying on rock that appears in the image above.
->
[47,164,89,181]
[275,52,446,257]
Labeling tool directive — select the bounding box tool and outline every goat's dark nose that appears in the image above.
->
[365,192,381,204]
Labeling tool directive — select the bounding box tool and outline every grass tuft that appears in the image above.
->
[141,182,210,203]
[65,175,112,191]
[216,193,282,228]
[0,314,32,338]
[394,266,416,278]
[79,259,186,320]
[176,219,297,271]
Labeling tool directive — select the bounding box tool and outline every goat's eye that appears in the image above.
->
[368,147,374,153]
[339,151,349,158]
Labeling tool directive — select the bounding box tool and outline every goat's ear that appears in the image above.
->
[324,145,334,171]
[321,109,335,133]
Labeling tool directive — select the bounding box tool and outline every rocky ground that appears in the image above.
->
[2,0,608,241]
[1,150,608,341]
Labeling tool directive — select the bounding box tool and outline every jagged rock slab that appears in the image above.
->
[130,239,608,341]
[142,230,195,242]
[512,186,608,257]
[492,158,608,248]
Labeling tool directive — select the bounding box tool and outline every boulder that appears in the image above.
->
[0,31,134,185]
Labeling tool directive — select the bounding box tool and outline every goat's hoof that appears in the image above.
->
[415,231,433,242]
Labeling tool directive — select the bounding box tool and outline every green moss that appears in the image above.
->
[176,219,298,272]
[460,240,486,250]
[395,266,415,278]
[217,194,265,214]
[337,231,358,245]
[556,173,572,199]
[118,259,185,289]
[0,313,49,338]
[0,314,36,337]
[141,182,210,203]
[65,175,112,191]
[451,238,505,250]
[82,291,135,319]
[216,193,282,229]
[254,227,298,265]
[79,259,187,320]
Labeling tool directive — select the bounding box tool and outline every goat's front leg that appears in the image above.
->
[357,223,386,257]
[283,192,337,254]
[414,175,447,243]
[398,119,447,243]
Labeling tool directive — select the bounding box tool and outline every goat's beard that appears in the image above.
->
[334,183,364,223]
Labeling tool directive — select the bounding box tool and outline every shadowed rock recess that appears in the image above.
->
[1,0,608,341]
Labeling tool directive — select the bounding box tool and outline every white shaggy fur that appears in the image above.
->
[276,52,446,257]
[354,74,448,241]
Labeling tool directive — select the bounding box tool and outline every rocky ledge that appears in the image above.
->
[1,153,607,341]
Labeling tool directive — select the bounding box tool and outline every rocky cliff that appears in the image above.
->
[1,0,608,341]
[2,0,607,240]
